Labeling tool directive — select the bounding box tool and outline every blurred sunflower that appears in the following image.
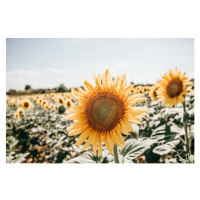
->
[33,97,37,103]
[50,103,54,110]
[157,67,191,107]
[65,99,72,109]
[37,98,43,105]
[149,84,160,101]
[16,107,24,117]
[54,105,57,111]
[9,99,15,107]
[42,100,48,106]
[58,96,64,105]
[22,100,32,109]
[71,97,75,103]
[138,87,144,94]
[65,69,148,157]
[44,103,49,111]
[14,112,19,119]
[51,97,55,102]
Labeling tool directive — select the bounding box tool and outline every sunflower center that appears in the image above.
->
[24,102,29,108]
[59,99,63,104]
[153,90,157,98]
[167,78,183,98]
[86,93,124,132]
[153,87,159,99]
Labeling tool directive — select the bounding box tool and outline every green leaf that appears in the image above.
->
[153,140,179,156]
[121,138,157,163]
[151,124,180,143]
[66,149,114,164]
[66,151,97,163]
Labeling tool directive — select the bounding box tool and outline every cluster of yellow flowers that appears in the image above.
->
[7,67,194,158]
[130,85,151,95]
[14,107,24,119]
[7,92,75,118]
[35,92,75,111]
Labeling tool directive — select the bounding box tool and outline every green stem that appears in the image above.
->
[183,100,189,155]
[160,102,162,120]
[113,144,120,163]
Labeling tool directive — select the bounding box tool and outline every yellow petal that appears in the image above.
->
[92,137,98,156]
[82,131,97,149]
[68,128,83,136]
[66,124,75,131]
[75,129,91,146]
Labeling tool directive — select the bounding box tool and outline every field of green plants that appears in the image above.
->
[6,91,194,164]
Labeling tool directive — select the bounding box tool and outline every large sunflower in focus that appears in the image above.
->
[65,69,148,157]
[157,67,191,107]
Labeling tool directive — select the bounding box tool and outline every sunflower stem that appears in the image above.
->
[113,144,120,163]
[160,102,162,120]
[183,99,189,155]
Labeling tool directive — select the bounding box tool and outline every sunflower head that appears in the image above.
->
[149,84,160,101]
[17,107,24,117]
[51,97,55,102]
[187,84,194,96]
[54,105,57,111]
[157,67,191,107]
[14,112,19,119]
[65,99,72,109]
[9,99,15,107]
[50,103,54,110]
[58,96,64,105]
[58,105,66,114]
[65,69,148,157]
[33,98,37,103]
[42,100,48,106]
[44,103,49,111]
[22,100,31,109]
[37,98,43,105]
[71,97,75,103]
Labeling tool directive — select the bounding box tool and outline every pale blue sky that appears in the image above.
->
[6,38,194,91]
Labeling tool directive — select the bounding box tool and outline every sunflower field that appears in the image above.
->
[6,68,195,164]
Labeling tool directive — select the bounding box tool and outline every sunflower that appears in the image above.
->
[14,112,19,119]
[157,67,191,107]
[54,105,57,111]
[36,98,43,105]
[16,107,24,117]
[42,100,48,106]
[65,99,72,109]
[137,87,144,94]
[50,103,54,110]
[71,97,75,103]
[22,100,32,109]
[9,99,15,107]
[187,85,194,96]
[149,84,160,101]
[65,69,148,157]
[51,97,55,102]
[58,96,64,105]
[44,103,49,111]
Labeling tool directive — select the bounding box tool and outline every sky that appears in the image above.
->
[6,38,194,91]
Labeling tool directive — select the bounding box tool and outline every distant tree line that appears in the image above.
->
[7,83,71,95]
